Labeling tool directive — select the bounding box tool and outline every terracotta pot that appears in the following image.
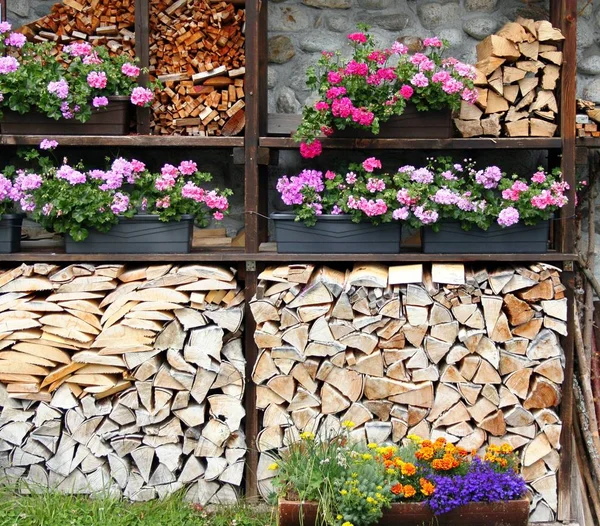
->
[277,498,530,526]
[332,103,453,139]
[0,96,131,136]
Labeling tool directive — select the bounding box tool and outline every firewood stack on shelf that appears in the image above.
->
[251,262,566,522]
[18,0,136,58]
[576,99,600,138]
[149,0,246,136]
[0,263,246,504]
[455,18,563,138]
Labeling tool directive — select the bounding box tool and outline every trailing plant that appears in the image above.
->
[11,142,231,241]
[0,22,156,122]
[293,25,477,158]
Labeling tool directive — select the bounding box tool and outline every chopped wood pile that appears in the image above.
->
[0,263,245,504]
[18,0,136,58]
[251,263,566,522]
[455,18,564,138]
[149,0,246,136]
[576,99,600,138]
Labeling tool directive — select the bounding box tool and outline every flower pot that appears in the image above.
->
[0,214,24,253]
[64,214,193,254]
[271,213,401,254]
[333,103,453,139]
[278,498,530,526]
[422,220,550,254]
[0,96,131,136]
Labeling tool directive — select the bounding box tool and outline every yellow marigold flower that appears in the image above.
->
[368,443,378,449]
[341,420,355,429]
[395,458,404,467]
[376,485,383,490]
[267,462,278,471]
[386,468,395,475]
[342,522,354,526]
[407,434,423,444]
[340,489,348,496]
[362,453,372,460]
[351,472,358,478]
[337,515,343,520]
[299,431,315,441]
[501,444,513,454]
[366,496,376,504]
[376,493,384,501]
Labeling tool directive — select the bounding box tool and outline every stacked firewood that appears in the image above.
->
[0,263,245,504]
[18,0,136,58]
[576,99,600,138]
[455,18,563,138]
[251,263,566,522]
[149,0,246,136]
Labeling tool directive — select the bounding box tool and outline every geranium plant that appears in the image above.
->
[294,25,478,158]
[0,168,36,216]
[276,157,398,226]
[271,428,526,526]
[0,21,155,122]
[13,142,231,241]
[392,157,569,231]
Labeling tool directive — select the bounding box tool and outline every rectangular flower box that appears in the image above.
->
[278,498,530,526]
[271,213,401,254]
[333,103,453,139]
[0,214,24,253]
[64,214,193,254]
[0,96,131,136]
[422,220,550,254]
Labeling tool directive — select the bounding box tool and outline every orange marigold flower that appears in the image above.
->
[420,478,435,497]
[416,447,434,461]
[391,483,403,495]
[421,440,432,448]
[403,485,416,498]
[457,447,468,457]
[384,459,394,469]
[394,458,404,467]
[401,463,416,476]
[499,458,508,467]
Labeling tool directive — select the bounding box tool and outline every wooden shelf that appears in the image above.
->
[0,135,244,148]
[0,250,247,262]
[577,137,600,148]
[259,137,563,150]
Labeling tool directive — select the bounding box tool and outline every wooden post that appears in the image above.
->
[243,0,268,499]
[135,0,151,135]
[551,1,577,519]
[0,0,6,22]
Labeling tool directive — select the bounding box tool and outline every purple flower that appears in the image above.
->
[431,187,459,205]
[0,56,19,74]
[414,206,439,225]
[56,165,86,185]
[40,139,58,150]
[5,32,26,48]
[92,96,109,108]
[498,206,520,227]
[110,192,129,214]
[428,459,526,515]
[48,79,69,100]
[392,207,409,220]
[411,168,434,184]
[276,170,324,206]
[475,165,503,189]
[0,22,12,34]
[331,205,343,215]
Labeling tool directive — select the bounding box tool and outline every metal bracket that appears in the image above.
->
[246,261,257,272]
[564,261,574,272]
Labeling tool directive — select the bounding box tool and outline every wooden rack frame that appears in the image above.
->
[0,0,579,520]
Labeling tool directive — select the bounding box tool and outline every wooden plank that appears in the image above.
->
[135,0,151,135]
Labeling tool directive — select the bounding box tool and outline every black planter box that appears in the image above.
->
[65,215,194,254]
[333,103,453,139]
[271,213,401,254]
[1,96,131,136]
[0,214,24,253]
[423,220,551,254]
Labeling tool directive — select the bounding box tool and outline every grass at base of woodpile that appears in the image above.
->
[0,487,276,526]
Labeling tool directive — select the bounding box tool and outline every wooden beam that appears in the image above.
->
[135,0,151,135]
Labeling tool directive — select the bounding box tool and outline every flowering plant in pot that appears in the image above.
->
[390,157,570,253]
[13,142,231,253]
[273,156,403,254]
[0,22,155,133]
[272,428,528,526]
[294,25,478,158]
[0,166,37,252]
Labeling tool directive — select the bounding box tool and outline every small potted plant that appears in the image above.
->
[0,21,154,135]
[272,429,529,526]
[0,168,36,253]
[391,157,569,254]
[294,25,478,158]
[272,156,402,254]
[16,142,231,253]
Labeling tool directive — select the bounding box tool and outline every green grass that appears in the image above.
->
[0,487,276,526]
